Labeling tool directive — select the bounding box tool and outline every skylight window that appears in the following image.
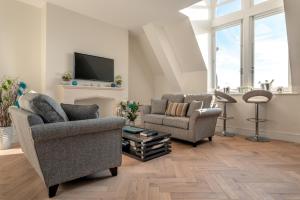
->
[216,0,241,17]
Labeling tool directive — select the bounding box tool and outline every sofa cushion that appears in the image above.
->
[19,93,69,123]
[143,114,165,125]
[151,99,167,114]
[184,94,212,108]
[165,102,178,116]
[61,103,99,121]
[176,103,189,117]
[162,94,184,103]
[186,100,203,117]
[163,116,189,129]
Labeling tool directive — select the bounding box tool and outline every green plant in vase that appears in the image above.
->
[0,78,26,149]
[115,75,122,87]
[119,101,140,125]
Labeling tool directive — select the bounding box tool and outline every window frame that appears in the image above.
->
[250,8,290,89]
[210,0,290,91]
[212,20,243,89]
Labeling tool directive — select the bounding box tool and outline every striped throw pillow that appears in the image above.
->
[166,102,189,117]
[175,103,189,117]
[165,102,178,116]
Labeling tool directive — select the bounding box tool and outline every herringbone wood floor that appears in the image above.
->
[1,136,300,200]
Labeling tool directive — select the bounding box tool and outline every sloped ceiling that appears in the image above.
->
[18,0,200,30]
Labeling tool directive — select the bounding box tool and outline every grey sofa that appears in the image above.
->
[141,94,222,146]
[9,93,125,198]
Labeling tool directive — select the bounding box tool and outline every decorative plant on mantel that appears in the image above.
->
[0,79,19,127]
[62,72,72,82]
[119,101,140,124]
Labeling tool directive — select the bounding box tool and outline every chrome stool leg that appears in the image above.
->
[246,103,270,142]
[219,102,235,137]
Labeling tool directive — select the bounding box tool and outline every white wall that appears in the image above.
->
[128,33,154,105]
[0,0,42,91]
[44,4,129,100]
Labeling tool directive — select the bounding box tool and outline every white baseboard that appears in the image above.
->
[216,125,300,143]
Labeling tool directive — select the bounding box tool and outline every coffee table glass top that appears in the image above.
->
[122,127,171,143]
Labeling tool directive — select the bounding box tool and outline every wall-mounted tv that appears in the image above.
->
[74,52,114,82]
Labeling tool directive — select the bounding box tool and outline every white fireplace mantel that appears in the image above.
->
[57,85,127,116]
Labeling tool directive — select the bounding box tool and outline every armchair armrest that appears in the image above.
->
[189,108,222,129]
[31,117,125,142]
[140,105,151,115]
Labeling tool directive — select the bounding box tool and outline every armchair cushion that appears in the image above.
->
[19,93,68,123]
[61,103,99,121]
[151,99,167,114]
[31,117,125,142]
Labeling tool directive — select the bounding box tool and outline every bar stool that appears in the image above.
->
[243,90,273,142]
[215,91,237,137]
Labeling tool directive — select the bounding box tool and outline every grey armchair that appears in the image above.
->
[9,94,125,198]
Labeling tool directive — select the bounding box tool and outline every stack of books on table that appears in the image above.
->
[140,130,158,137]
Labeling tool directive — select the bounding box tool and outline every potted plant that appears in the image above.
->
[62,72,72,85]
[119,101,140,126]
[115,75,122,87]
[0,78,25,150]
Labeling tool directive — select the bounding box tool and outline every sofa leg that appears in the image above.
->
[48,184,59,198]
[109,167,118,176]
[209,136,212,142]
[193,143,198,147]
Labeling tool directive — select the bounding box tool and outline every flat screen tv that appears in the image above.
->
[74,52,114,82]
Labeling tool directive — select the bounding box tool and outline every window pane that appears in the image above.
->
[216,24,241,89]
[254,12,289,88]
[253,0,268,5]
[216,0,241,17]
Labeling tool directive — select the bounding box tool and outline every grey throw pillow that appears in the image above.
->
[18,93,69,123]
[186,100,203,117]
[151,99,167,114]
[61,104,99,121]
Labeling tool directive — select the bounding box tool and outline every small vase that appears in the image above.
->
[0,127,13,150]
[129,121,135,127]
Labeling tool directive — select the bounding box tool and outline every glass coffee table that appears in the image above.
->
[122,127,171,161]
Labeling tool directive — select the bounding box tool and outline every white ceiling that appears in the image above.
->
[18,0,200,30]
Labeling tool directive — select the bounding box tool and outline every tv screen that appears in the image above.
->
[74,52,114,82]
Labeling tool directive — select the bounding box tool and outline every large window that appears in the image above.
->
[216,0,242,17]
[212,0,289,91]
[215,24,241,89]
[253,12,289,88]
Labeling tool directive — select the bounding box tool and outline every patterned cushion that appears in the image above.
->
[184,94,212,108]
[175,103,189,117]
[186,100,203,117]
[166,102,189,117]
[161,94,184,103]
[163,116,189,129]
[151,99,167,114]
[165,102,178,116]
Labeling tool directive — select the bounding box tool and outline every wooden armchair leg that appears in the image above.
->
[109,167,118,176]
[48,184,59,198]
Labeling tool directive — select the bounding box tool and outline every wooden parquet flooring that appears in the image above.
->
[1,135,300,200]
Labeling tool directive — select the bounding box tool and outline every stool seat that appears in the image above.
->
[215,91,237,137]
[243,90,273,142]
[215,91,237,103]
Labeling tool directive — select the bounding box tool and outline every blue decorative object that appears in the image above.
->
[16,81,27,108]
[72,80,78,86]
[111,83,116,87]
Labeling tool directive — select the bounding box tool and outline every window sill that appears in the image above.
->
[226,91,299,96]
